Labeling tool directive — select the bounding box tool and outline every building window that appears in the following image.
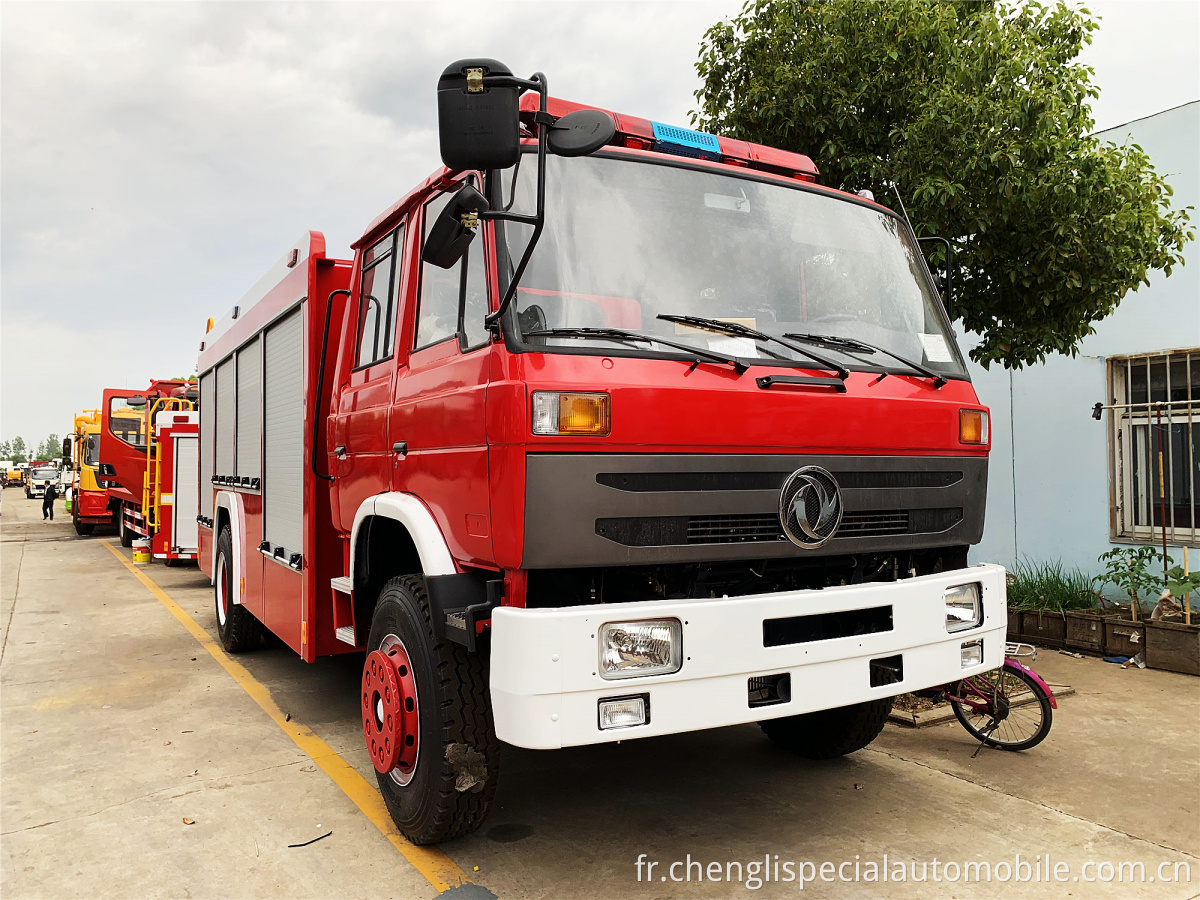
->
[1108,350,1199,544]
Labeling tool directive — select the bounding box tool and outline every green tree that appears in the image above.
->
[6,437,29,464]
[693,0,1192,368]
[37,434,61,461]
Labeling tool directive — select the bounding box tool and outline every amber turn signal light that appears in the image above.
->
[959,409,989,445]
[532,392,610,436]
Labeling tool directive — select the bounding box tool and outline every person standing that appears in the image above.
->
[42,481,57,521]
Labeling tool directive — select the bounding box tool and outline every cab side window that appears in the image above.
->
[355,226,404,368]
[416,182,492,351]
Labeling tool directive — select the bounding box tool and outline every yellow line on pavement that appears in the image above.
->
[100,540,473,893]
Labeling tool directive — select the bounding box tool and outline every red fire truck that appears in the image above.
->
[100,380,201,564]
[197,59,1006,844]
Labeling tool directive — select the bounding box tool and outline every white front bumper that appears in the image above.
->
[490,564,1007,749]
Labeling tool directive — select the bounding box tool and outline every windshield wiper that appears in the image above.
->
[657,314,849,380]
[523,327,748,374]
[783,332,948,388]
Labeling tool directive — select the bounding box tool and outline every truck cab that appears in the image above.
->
[199,59,1005,846]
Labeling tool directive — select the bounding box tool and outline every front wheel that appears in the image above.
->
[365,575,497,845]
[950,665,1052,751]
[760,698,893,759]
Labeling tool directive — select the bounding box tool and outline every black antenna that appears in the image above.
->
[888,180,918,236]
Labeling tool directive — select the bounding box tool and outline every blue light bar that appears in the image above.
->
[650,121,722,161]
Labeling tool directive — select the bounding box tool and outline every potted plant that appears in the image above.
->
[1008,560,1092,649]
[1144,562,1200,676]
[1094,547,1166,658]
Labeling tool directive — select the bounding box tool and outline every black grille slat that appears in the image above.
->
[596,508,963,546]
[597,470,963,492]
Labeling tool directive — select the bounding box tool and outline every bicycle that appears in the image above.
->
[921,642,1056,754]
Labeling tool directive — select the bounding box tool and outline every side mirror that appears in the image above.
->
[422,183,491,269]
[437,59,521,171]
[62,437,71,459]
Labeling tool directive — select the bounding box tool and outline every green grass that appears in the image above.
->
[1007,559,1096,612]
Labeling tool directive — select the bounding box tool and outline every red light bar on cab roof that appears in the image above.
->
[519,94,818,182]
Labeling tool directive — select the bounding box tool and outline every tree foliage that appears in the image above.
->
[694,0,1192,368]
[0,437,31,464]
[36,434,61,461]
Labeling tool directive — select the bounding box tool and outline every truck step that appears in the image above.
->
[335,626,356,646]
[330,576,352,594]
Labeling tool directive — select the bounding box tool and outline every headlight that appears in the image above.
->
[598,619,682,679]
[945,582,982,632]
[959,409,989,445]
[532,391,610,436]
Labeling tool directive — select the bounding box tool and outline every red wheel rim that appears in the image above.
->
[362,640,419,776]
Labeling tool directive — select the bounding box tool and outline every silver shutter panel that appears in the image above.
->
[215,358,235,478]
[262,308,304,554]
[236,337,261,479]
[198,370,214,518]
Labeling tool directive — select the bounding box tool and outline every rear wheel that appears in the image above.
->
[365,575,497,845]
[760,698,894,759]
[214,526,261,652]
[118,506,134,547]
[950,665,1052,751]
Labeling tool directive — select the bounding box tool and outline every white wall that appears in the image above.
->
[966,101,1199,577]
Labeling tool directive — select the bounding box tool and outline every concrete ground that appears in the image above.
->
[2,491,1198,899]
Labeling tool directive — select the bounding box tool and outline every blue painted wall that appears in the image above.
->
[965,102,1199,579]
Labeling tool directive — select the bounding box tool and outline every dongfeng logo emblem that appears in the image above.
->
[779,466,843,548]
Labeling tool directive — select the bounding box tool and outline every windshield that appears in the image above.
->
[499,153,966,378]
[109,398,147,447]
[84,435,100,467]
[33,468,58,479]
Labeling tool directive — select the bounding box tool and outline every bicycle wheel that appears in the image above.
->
[950,665,1052,751]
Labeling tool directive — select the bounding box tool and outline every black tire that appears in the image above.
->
[118,506,134,547]
[367,575,498,845]
[950,666,1053,751]
[760,698,894,759]
[72,500,94,536]
[214,526,261,652]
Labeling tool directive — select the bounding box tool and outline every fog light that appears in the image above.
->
[598,619,682,679]
[961,639,984,668]
[945,582,982,633]
[598,693,649,730]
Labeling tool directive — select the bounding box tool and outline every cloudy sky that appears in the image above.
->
[2,0,1197,447]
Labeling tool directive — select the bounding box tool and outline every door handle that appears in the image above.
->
[392,441,408,457]
[334,445,346,458]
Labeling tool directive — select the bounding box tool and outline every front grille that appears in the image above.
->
[688,514,781,543]
[596,508,963,546]
[837,510,909,536]
[596,470,962,492]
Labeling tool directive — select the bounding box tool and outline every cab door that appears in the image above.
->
[333,223,406,532]
[390,182,496,566]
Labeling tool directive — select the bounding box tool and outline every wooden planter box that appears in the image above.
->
[1104,619,1145,658]
[1020,610,1066,648]
[1064,610,1108,653]
[1007,610,1024,641]
[1144,620,1200,676]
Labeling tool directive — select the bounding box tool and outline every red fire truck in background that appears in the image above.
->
[99,380,201,564]
[197,59,1005,844]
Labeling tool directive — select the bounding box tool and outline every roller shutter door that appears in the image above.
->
[236,337,261,479]
[215,358,235,478]
[198,371,214,518]
[262,308,304,556]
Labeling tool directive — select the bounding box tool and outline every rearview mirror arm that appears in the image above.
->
[483,72,548,336]
[917,236,955,318]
